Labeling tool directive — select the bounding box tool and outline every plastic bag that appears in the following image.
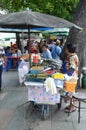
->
[18,59,29,84]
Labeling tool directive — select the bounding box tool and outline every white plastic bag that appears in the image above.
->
[18,59,29,84]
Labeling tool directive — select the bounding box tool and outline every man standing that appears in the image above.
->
[0,46,6,92]
[51,39,62,60]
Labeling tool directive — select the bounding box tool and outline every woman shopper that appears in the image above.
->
[63,43,79,112]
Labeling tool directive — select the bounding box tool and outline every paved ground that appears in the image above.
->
[0,71,86,130]
[0,71,29,130]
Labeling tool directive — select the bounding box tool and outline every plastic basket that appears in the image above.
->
[64,80,77,92]
[52,73,64,79]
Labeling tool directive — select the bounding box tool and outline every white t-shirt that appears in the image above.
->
[0,46,5,66]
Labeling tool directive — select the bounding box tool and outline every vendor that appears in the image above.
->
[63,43,79,113]
[41,44,52,59]
[63,43,79,77]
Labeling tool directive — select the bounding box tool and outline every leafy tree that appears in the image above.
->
[0,0,79,20]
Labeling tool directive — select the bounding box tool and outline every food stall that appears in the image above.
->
[24,57,65,119]
[17,52,78,120]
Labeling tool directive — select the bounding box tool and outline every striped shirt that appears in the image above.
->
[0,46,5,66]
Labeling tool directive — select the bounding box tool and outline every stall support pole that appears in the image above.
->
[28,26,31,68]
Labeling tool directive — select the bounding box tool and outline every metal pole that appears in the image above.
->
[78,101,81,123]
[28,26,31,68]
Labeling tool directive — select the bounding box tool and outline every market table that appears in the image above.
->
[24,81,61,119]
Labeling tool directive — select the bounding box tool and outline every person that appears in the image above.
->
[42,44,52,59]
[24,46,28,54]
[64,43,79,76]
[48,41,55,52]
[0,46,6,92]
[11,44,21,68]
[38,40,45,53]
[5,46,12,71]
[51,39,62,60]
[30,43,38,54]
[17,48,22,57]
[63,43,79,112]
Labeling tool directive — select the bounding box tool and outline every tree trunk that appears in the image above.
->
[61,0,86,87]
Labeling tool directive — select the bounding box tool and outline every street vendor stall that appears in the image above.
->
[24,58,64,119]
[24,55,78,119]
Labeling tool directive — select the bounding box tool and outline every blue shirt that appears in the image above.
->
[42,49,52,59]
[51,45,62,60]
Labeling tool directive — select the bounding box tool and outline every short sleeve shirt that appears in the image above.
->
[42,49,52,59]
[66,53,79,77]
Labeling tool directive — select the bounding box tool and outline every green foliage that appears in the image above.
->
[0,0,79,21]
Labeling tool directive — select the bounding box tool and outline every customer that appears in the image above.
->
[5,46,12,71]
[0,46,6,92]
[51,39,62,60]
[42,44,52,59]
[64,43,79,112]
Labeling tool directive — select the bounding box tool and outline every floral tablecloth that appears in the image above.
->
[28,85,60,104]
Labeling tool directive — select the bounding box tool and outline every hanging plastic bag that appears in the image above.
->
[18,59,29,84]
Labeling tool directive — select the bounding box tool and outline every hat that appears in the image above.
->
[56,39,60,45]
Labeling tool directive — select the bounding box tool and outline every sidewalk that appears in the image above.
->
[0,71,86,130]
[0,71,31,130]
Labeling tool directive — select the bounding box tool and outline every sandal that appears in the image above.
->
[64,96,71,103]
[65,106,76,113]
[65,105,70,110]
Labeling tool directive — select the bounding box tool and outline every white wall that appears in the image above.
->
[0,33,15,39]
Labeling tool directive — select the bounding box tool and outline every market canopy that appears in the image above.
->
[43,27,70,36]
[0,27,42,33]
[0,10,82,67]
[0,10,82,30]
